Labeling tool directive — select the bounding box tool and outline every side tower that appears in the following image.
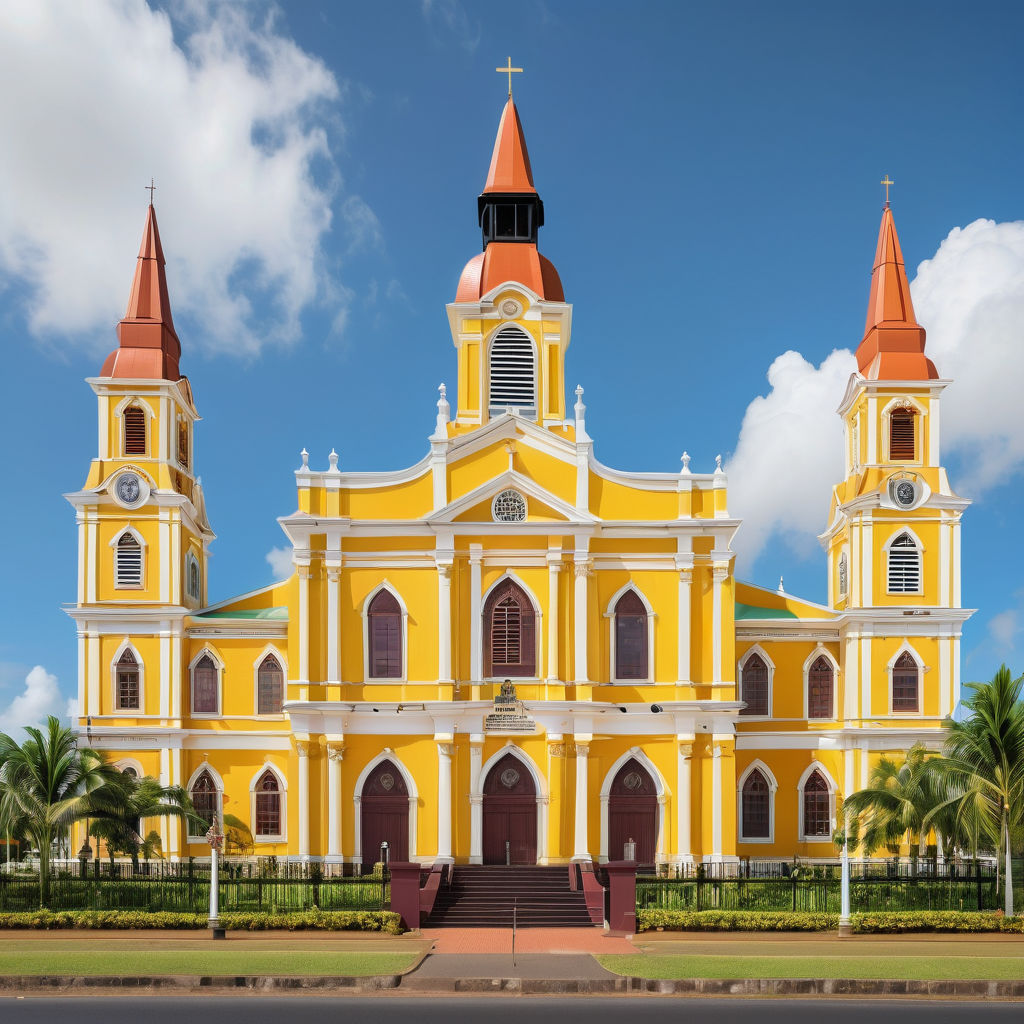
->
[822,202,971,728]
[66,203,214,842]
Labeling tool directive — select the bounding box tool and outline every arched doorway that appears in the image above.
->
[483,751,537,864]
[360,759,409,870]
[608,758,658,867]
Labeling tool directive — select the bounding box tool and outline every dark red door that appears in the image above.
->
[483,752,537,864]
[361,759,409,869]
[608,758,658,867]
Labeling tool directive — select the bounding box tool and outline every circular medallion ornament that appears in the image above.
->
[379,772,395,792]
[500,299,522,318]
[500,767,521,789]
[890,479,917,508]
[492,489,527,523]
[623,771,644,791]
[114,472,143,507]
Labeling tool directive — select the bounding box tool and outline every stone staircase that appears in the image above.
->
[424,865,597,928]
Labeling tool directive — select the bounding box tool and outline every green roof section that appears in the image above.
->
[193,607,289,620]
[735,602,798,621]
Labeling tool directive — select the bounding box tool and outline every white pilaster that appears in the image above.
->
[159,628,171,720]
[326,562,341,684]
[326,742,344,861]
[861,517,873,606]
[844,745,854,797]
[546,548,562,681]
[470,545,483,681]
[168,746,181,858]
[573,547,590,683]
[87,632,99,715]
[711,563,729,685]
[469,737,483,864]
[711,740,723,858]
[676,738,694,864]
[297,561,311,684]
[437,563,453,683]
[573,740,590,860]
[677,562,693,684]
[436,741,453,861]
[940,634,951,716]
[297,740,310,861]
[843,632,859,720]
[860,635,872,719]
[86,516,97,603]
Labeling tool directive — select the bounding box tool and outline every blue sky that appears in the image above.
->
[1,0,1022,728]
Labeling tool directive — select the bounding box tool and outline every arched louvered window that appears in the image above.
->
[892,651,920,712]
[191,770,219,832]
[177,420,189,469]
[488,325,536,417]
[889,408,916,461]
[367,590,403,679]
[254,770,282,838]
[887,533,921,593]
[838,553,848,597]
[123,406,146,455]
[115,533,143,588]
[115,649,140,711]
[484,580,536,678]
[257,655,283,714]
[191,654,218,715]
[614,590,648,680]
[740,653,769,716]
[741,769,770,839]
[802,770,831,837]
[807,656,834,720]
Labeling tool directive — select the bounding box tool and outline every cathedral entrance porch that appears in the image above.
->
[482,751,538,865]
[359,759,410,870]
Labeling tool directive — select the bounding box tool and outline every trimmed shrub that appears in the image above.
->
[851,911,1024,934]
[0,909,403,934]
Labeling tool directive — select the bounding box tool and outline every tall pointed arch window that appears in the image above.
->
[256,655,283,714]
[889,408,916,461]
[892,651,920,713]
[739,653,769,716]
[887,533,921,593]
[740,768,771,840]
[186,554,201,603]
[368,590,403,679]
[190,770,220,834]
[115,649,140,711]
[115,533,143,588]
[484,579,536,678]
[123,406,147,455]
[191,654,218,715]
[254,770,282,839]
[802,770,832,838]
[488,325,536,417]
[613,589,649,680]
[807,656,834,720]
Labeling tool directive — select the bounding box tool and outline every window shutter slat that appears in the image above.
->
[488,326,536,416]
[890,410,916,461]
[123,407,146,455]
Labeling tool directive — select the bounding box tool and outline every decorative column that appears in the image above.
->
[468,737,484,864]
[297,561,311,685]
[573,741,591,861]
[470,545,483,681]
[436,741,454,862]
[326,742,345,864]
[676,739,694,866]
[297,740,311,862]
[573,556,591,683]
[437,563,453,683]
[711,741,723,859]
[546,548,562,681]
[711,563,728,685]
[677,563,693,684]
[326,562,341,685]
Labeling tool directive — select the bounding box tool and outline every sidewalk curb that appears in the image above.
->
[1,975,1023,997]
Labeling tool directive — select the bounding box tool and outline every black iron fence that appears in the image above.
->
[0,860,388,913]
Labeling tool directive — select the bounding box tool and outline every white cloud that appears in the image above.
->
[421,0,481,52]
[988,609,1018,651]
[728,218,1024,569]
[0,0,347,357]
[0,666,75,739]
[265,546,293,580]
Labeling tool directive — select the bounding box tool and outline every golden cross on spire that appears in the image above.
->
[146,177,156,204]
[880,174,894,206]
[496,56,523,97]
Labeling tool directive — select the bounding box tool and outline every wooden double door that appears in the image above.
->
[360,759,409,869]
[608,758,658,867]
[482,752,538,864]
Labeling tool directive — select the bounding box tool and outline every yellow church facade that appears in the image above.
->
[65,95,971,871]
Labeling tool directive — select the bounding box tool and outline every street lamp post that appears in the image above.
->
[839,837,852,937]
[206,825,225,940]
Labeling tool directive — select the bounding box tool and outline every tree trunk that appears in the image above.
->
[1005,816,1014,918]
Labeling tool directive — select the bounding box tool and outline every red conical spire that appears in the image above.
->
[855,205,937,381]
[482,97,536,194]
[100,203,182,380]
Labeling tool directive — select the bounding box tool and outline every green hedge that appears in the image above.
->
[637,908,1024,934]
[0,909,403,934]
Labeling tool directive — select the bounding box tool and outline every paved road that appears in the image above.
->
[1,998,1021,1023]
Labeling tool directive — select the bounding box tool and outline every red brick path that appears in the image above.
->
[420,926,634,954]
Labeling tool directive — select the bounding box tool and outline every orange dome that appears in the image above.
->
[456,244,563,302]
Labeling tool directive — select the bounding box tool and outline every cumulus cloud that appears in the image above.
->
[265,546,293,581]
[0,666,75,739]
[728,218,1024,568]
[0,0,351,357]
[422,0,481,52]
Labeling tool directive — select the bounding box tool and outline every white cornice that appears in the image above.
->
[837,374,951,416]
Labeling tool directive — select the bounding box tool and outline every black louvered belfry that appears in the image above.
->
[488,325,536,417]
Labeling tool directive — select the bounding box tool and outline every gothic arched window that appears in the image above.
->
[257,655,284,714]
[614,590,648,680]
[488,325,536,417]
[115,533,143,588]
[739,653,769,716]
[123,406,146,455]
[892,651,920,713]
[367,590,403,679]
[115,649,140,711]
[802,770,831,838]
[254,770,282,838]
[191,654,218,715]
[484,579,536,678]
[740,768,771,840]
[887,533,921,593]
[807,656,834,720]
[190,770,219,833]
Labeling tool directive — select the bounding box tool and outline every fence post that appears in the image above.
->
[792,876,797,912]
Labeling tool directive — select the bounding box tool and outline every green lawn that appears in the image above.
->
[596,954,1024,981]
[0,950,417,977]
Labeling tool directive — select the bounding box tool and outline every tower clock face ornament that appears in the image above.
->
[892,479,917,507]
[114,472,142,506]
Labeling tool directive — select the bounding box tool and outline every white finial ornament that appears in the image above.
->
[778,576,785,593]
[680,452,691,475]
[432,382,451,439]
[328,448,339,472]
[715,454,724,474]
[300,448,309,469]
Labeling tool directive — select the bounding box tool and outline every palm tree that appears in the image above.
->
[119,778,196,870]
[0,716,127,906]
[929,665,1024,916]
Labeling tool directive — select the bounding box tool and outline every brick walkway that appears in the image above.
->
[420,926,634,954]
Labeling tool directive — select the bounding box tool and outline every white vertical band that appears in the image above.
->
[470,545,483,682]
[437,565,453,683]
[436,742,453,861]
[573,741,590,860]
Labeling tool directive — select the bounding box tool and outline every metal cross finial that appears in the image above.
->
[880,175,894,206]
[496,56,523,96]
[146,178,156,204]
